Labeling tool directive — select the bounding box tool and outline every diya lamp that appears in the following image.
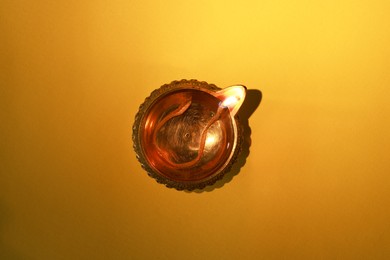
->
[133,80,246,190]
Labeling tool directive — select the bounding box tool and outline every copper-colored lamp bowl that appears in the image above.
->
[132,80,246,190]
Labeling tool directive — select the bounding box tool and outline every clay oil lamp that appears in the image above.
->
[133,80,246,190]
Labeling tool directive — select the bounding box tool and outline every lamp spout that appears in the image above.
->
[214,85,246,117]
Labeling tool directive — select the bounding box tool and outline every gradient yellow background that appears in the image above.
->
[1,0,390,259]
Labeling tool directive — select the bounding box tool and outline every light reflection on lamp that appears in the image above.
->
[205,134,217,146]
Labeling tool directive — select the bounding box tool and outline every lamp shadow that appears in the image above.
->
[187,89,263,193]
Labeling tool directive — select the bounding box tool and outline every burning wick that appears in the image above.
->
[215,85,246,117]
[221,96,239,109]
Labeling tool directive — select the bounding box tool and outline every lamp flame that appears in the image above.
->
[221,96,239,108]
[215,85,246,116]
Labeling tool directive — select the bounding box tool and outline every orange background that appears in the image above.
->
[1,0,390,259]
